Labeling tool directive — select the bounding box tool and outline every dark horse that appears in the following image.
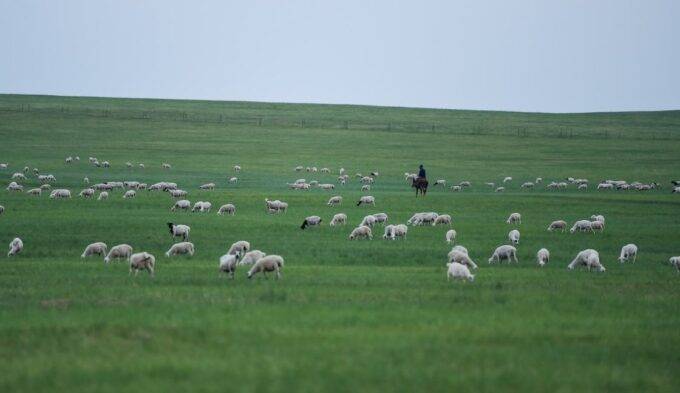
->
[412,178,428,197]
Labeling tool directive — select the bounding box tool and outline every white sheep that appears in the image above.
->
[171,199,191,211]
[447,262,475,282]
[123,190,136,199]
[12,173,26,180]
[448,245,468,258]
[450,185,462,192]
[162,163,171,169]
[139,163,145,169]
[508,229,520,245]
[488,245,518,264]
[319,183,335,190]
[495,187,505,192]
[81,242,107,258]
[233,165,241,172]
[372,213,388,224]
[547,220,567,232]
[535,177,543,184]
[330,213,347,226]
[49,189,71,199]
[218,253,241,278]
[0,205,4,215]
[97,191,109,200]
[618,244,638,263]
[320,167,330,173]
[570,220,593,234]
[568,249,605,272]
[0,163,7,169]
[229,177,238,184]
[6,182,23,192]
[27,188,42,196]
[590,221,604,233]
[238,250,267,266]
[217,203,236,215]
[327,196,342,206]
[200,183,215,190]
[192,201,212,213]
[360,215,377,227]
[448,251,478,270]
[503,176,512,183]
[597,183,613,190]
[167,223,190,241]
[294,166,303,172]
[165,242,195,257]
[445,229,457,244]
[434,179,446,187]
[40,184,50,190]
[356,195,375,206]
[433,214,452,226]
[104,244,133,263]
[578,183,588,190]
[169,189,187,198]
[129,252,155,276]
[669,256,680,272]
[520,182,534,189]
[125,161,132,168]
[361,184,371,191]
[506,212,521,224]
[265,199,288,213]
[349,225,372,240]
[7,237,23,257]
[227,240,251,257]
[301,215,322,229]
[407,212,439,226]
[247,255,284,279]
[383,224,407,240]
[459,181,471,188]
[83,176,90,184]
[536,248,549,266]
[591,214,605,225]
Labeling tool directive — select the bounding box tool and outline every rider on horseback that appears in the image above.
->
[417,164,426,181]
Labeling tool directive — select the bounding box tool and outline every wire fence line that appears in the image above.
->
[1,103,679,141]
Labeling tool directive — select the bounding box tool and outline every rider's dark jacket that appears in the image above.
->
[418,168,426,178]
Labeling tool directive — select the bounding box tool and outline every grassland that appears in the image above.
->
[0,94,679,392]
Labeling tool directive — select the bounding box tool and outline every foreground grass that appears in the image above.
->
[0,95,679,392]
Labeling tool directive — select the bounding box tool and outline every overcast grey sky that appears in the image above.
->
[1,0,678,112]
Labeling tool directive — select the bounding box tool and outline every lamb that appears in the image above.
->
[618,244,638,263]
[536,248,550,266]
[49,189,72,199]
[448,250,478,269]
[567,249,605,272]
[446,262,475,282]
[81,242,108,258]
[349,225,373,240]
[434,179,446,187]
[372,213,388,224]
[228,177,238,184]
[301,215,322,229]
[97,191,109,200]
[669,257,680,272]
[171,199,191,211]
[238,250,267,266]
[508,229,520,245]
[506,213,521,224]
[247,255,285,279]
[356,195,375,206]
[219,253,241,278]
[327,196,342,206]
[360,215,377,227]
[433,214,452,226]
[167,223,190,241]
[227,240,251,257]
[199,183,215,190]
[233,165,241,172]
[547,220,567,232]
[217,203,236,215]
[570,220,593,234]
[7,238,23,257]
[123,190,136,199]
[104,244,133,263]
[27,188,42,196]
[165,242,195,257]
[503,176,512,183]
[330,213,347,226]
[488,245,518,264]
[129,252,156,277]
[445,229,457,244]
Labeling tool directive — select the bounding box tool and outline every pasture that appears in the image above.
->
[1,94,679,392]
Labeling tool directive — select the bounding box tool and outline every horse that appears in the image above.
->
[412,178,428,197]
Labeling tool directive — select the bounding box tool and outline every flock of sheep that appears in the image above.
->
[2,159,680,281]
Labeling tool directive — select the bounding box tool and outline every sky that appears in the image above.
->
[1,0,678,113]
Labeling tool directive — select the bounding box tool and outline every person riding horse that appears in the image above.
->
[417,164,426,182]
[412,164,428,196]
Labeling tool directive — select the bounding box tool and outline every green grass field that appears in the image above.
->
[0,94,679,392]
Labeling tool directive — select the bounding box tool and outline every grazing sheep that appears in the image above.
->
[218,253,241,278]
[40,184,51,190]
[238,250,267,266]
[49,189,72,199]
[22,166,28,173]
[669,256,680,272]
[12,173,26,180]
[125,161,133,168]
[7,238,23,257]
[301,215,322,229]
[0,205,4,215]
[433,214,452,226]
[448,245,469,259]
[672,186,680,194]
[535,177,543,184]
[217,203,236,215]
[169,189,188,198]
[165,242,195,257]
[138,163,145,169]
[521,182,534,189]
[65,157,73,164]
[101,161,110,168]
[360,215,377,227]
[294,166,303,172]
[459,181,471,188]
[123,190,136,199]
[488,245,518,264]
[83,177,89,184]
[547,220,567,232]
[200,183,215,190]
[508,229,520,245]
[506,213,521,224]
[162,163,171,169]
[6,182,23,192]
[485,182,495,188]
[495,187,505,192]
[356,195,375,206]
[319,183,335,190]
[578,183,588,190]
[265,199,288,213]
[330,213,347,226]
[445,229,457,244]
[233,165,241,172]
[327,196,342,206]
[570,220,593,234]
[104,244,133,263]
[171,199,191,211]
[382,224,407,240]
[321,167,330,173]
[537,248,550,266]
[167,223,190,241]
[360,176,374,184]
[361,184,371,191]
[349,225,373,240]
[129,252,155,277]
[568,249,605,272]
[247,255,284,279]
[591,214,605,225]
[192,201,212,213]
[450,185,462,192]
[372,213,388,225]
[81,242,108,258]
[618,244,638,263]
[407,212,439,226]
[97,191,109,200]
[448,251,478,270]
[0,163,6,169]
[503,176,512,183]
[590,221,604,232]
[434,179,446,187]
[447,262,475,282]
[229,177,238,184]
[597,183,614,190]
[227,240,251,257]
[27,188,42,196]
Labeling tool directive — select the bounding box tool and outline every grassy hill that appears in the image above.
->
[1,94,679,392]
